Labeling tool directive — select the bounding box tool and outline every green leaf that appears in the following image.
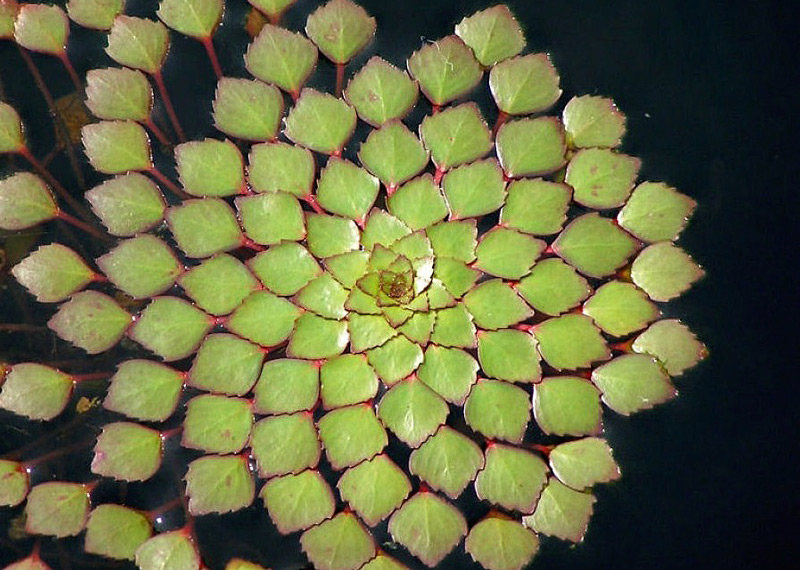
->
[0,363,72,421]
[455,5,525,66]
[0,172,57,230]
[523,478,595,543]
[213,77,282,141]
[633,319,707,376]
[533,376,602,436]
[378,376,448,447]
[552,212,639,278]
[67,0,124,30]
[361,210,411,250]
[84,504,152,561]
[419,103,492,170]
[430,304,477,348]
[0,460,28,507]
[251,413,321,477]
[433,257,479,298]
[130,296,212,360]
[325,250,369,289]
[410,426,483,498]
[617,181,697,242]
[388,491,467,567]
[253,359,319,414]
[478,329,541,383]
[106,16,170,74]
[85,173,166,236]
[226,290,301,346]
[631,242,705,302]
[178,254,259,315]
[225,559,269,570]
[167,198,243,258]
[306,213,360,258]
[387,175,447,230]
[366,335,423,385]
[261,470,334,534]
[245,23,317,95]
[237,191,305,245]
[475,227,545,279]
[500,179,571,236]
[533,314,609,371]
[12,244,95,303]
[0,1,18,40]
[248,0,295,20]
[496,117,566,178]
[316,157,379,223]
[182,394,253,453]
[0,101,24,153]
[91,422,163,482]
[592,354,676,415]
[426,220,477,262]
[549,437,621,491]
[464,379,530,443]
[583,280,659,337]
[348,313,397,352]
[248,142,315,196]
[295,273,348,320]
[249,242,321,295]
[135,530,199,570]
[188,334,264,395]
[566,148,640,209]
[13,4,68,55]
[344,56,418,127]
[563,95,626,149]
[466,517,539,570]
[320,354,378,408]
[288,313,350,359]
[305,0,376,64]
[317,404,387,470]
[284,89,356,154]
[48,291,131,354]
[442,158,506,219]
[25,482,89,538]
[300,512,376,570]
[399,311,436,345]
[97,235,181,299]
[82,120,152,174]
[175,138,244,197]
[463,279,533,330]
[185,455,254,515]
[515,258,591,316]
[490,53,561,115]
[84,67,152,123]
[104,359,183,422]
[475,444,548,513]
[417,345,478,404]
[361,554,407,570]
[408,35,482,106]
[337,454,411,526]
[359,121,428,190]
[157,0,223,39]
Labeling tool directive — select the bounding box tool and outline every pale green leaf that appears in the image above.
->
[185,455,255,515]
[97,234,181,299]
[48,291,131,354]
[344,56,418,127]
[129,296,213,361]
[85,173,166,237]
[388,492,466,567]
[490,53,561,115]
[25,482,89,538]
[533,376,602,436]
[91,422,163,482]
[181,394,253,453]
[408,35,482,106]
[245,23,317,95]
[0,363,73,421]
[305,0,376,64]
[105,16,170,74]
[213,77,283,141]
[81,120,152,174]
[455,5,525,66]
[84,504,152,561]
[12,243,95,303]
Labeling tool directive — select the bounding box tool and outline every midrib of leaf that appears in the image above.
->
[121,24,158,71]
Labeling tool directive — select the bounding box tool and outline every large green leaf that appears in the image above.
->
[533,376,602,436]
[300,512,376,570]
[253,359,319,414]
[249,242,321,295]
[82,120,152,174]
[366,334,423,385]
[85,67,153,122]
[129,296,212,361]
[320,354,378,408]
[166,198,244,258]
[13,4,68,55]
[85,173,166,237]
[533,314,609,371]
[284,89,356,155]
[552,213,639,278]
[188,333,265,395]
[25,482,89,538]
[237,191,306,245]
[591,354,677,415]
[549,437,621,491]
[135,530,199,570]
[305,0,376,64]
[84,504,152,561]
[464,379,531,443]
[226,290,301,347]
[306,213,361,258]
[288,313,349,359]
[387,175,448,230]
[251,414,321,477]
[490,53,561,115]
[245,23,317,95]
[104,359,184,422]
[419,103,491,170]
[500,178,571,236]
[296,273,348,320]
[182,394,253,453]
[496,117,566,178]
[474,227,545,279]
[0,101,24,153]
[213,77,283,141]
[409,426,484,498]
[106,15,170,74]
[316,157,379,222]
[0,460,28,508]
[48,291,132,354]
[185,455,255,515]
[344,56,418,127]
[261,470,334,534]
[475,444,548,513]
[0,363,73,421]
[67,0,125,30]
[157,0,223,39]
[430,304,477,348]
[514,258,591,316]
[348,313,397,352]
[565,148,640,209]
[562,95,626,149]
[317,404,387,470]
[337,454,411,526]
[465,517,539,570]
[477,329,541,383]
[417,345,478,404]
[175,138,244,197]
[442,158,506,219]
[358,121,429,189]
[455,5,525,66]
[91,422,163,482]
[248,0,296,20]
[630,241,705,301]
[248,142,315,196]
[378,376,448,447]
[617,181,697,242]
[463,279,533,330]
[0,172,58,230]
[408,35,482,106]
[12,244,95,303]
[178,254,260,315]
[632,319,707,376]
[523,478,595,543]
[582,280,658,337]
[97,234,181,299]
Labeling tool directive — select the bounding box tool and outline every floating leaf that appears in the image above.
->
[500,179,571,236]
[455,5,525,66]
[533,314,609,371]
[316,157,379,222]
[67,0,124,30]
[135,531,199,570]
[433,258,479,298]
[185,455,254,515]
[582,280,658,337]
[317,404,387,470]
[549,437,621,491]
[515,258,591,316]
[85,67,152,122]
[387,175,447,230]
[0,0,19,40]
[0,101,24,153]
[175,138,244,197]
[285,89,356,154]
[251,413,321,477]
[213,77,283,141]
[237,191,305,246]
[104,360,184,421]
[261,470,334,534]
[326,250,369,289]
[85,173,166,236]
[442,158,506,219]
[248,142,315,196]
[0,460,28,507]
[344,57,418,127]
[533,376,602,436]
[182,394,253,453]
[84,504,151,561]
[417,345,478,404]
[426,220,477,262]
[178,254,259,315]
[464,379,530,443]
[226,290,301,347]
[348,313,397,352]
[361,554,407,570]
[188,334,264,395]
[91,422,163,482]
[631,242,705,301]
[496,117,566,178]
[475,444,548,513]
[306,213,360,258]
[295,273,348,320]
[552,213,639,278]
[566,148,640,209]
[419,103,491,170]
[253,359,319,414]
[463,279,533,330]
[378,376,448,447]
[97,235,181,299]
[24,482,88,542]
[129,296,212,360]
[490,53,561,115]
[13,4,68,55]
[245,23,317,95]
[361,210,411,250]
[305,0,376,64]
[592,354,677,415]
[563,95,626,149]
[337,454,411,526]
[288,313,350,359]
[12,244,95,303]
[48,291,132,354]
[106,16,170,74]
[248,0,295,20]
[408,35,482,106]
[475,227,545,279]
[465,517,539,570]
[0,172,57,230]
[358,121,428,189]
[249,242,321,296]
[300,512,376,570]
[82,120,152,174]
[523,478,595,543]
[0,363,72,421]
[478,329,541,383]
[320,353,378,408]
[167,198,243,258]
[632,319,707,376]
[410,426,483,498]
[617,182,696,242]
[430,304,477,348]
[157,0,223,39]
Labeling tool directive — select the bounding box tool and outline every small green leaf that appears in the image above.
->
[344,57,418,127]
[97,235,181,299]
[552,213,639,278]
[361,210,411,250]
[631,242,705,302]
[430,304,477,348]
[167,198,243,258]
[0,460,28,507]
[358,121,428,190]
[325,250,369,289]
[0,172,57,230]
[583,280,659,337]
[248,0,295,20]
[566,148,640,209]
[474,227,545,279]
[84,504,152,561]
[388,491,467,567]
[387,175,447,230]
[514,258,591,316]
[91,422,163,482]
[48,291,131,354]
[248,142,315,196]
[12,244,95,303]
[305,0,376,64]
[533,313,609,371]
[500,178,571,236]
[225,559,269,570]
[175,138,244,197]
[178,254,259,315]
[185,455,254,515]
[617,182,697,242]
[226,290,302,347]
[237,191,305,245]
[410,426,483,498]
[475,444,548,513]
[135,530,199,570]
[213,77,283,141]
[442,158,506,219]
[85,67,152,123]
[104,360,183,422]
[253,359,319,414]
[465,517,539,570]
[426,220,477,262]
[300,512,376,570]
[633,319,707,376]
[67,0,124,30]
[130,297,212,361]
[348,313,397,352]
[433,257,479,298]
[249,242,321,295]
[464,379,530,443]
[496,117,566,178]
[288,313,350,359]
[82,120,152,174]
[419,102,491,170]
[592,354,677,415]
[478,329,541,383]
[251,414,321,477]
[563,95,626,149]
[523,478,595,543]
[490,53,561,115]
[157,0,223,39]
[316,157,379,222]
[417,345,477,404]
[106,16,170,74]
[399,311,436,346]
[338,454,411,526]
[408,35,482,106]
[378,376,448,447]
[463,279,533,330]
[549,437,621,491]
[245,23,317,95]
[0,363,72,421]
[306,213,361,258]
[317,404,387,470]
[13,4,68,55]
[455,5,525,66]
[182,394,253,453]
[533,376,602,436]
[285,89,356,154]
[85,173,165,236]
[261,470,334,534]
[320,354,378,408]
[188,334,264,395]
[295,273,348,320]
[361,554,407,570]
[25,482,89,538]
[0,101,24,153]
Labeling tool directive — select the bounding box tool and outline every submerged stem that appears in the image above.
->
[201,36,223,80]
[58,52,83,94]
[148,167,191,200]
[146,117,171,146]
[153,70,185,141]
[57,210,110,242]
[335,62,345,97]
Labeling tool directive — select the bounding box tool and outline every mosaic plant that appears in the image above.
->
[0,1,707,569]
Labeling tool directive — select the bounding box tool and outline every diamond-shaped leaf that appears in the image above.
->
[226,290,301,347]
[325,250,369,289]
[106,15,170,74]
[0,101,24,153]
[631,242,705,301]
[0,460,28,507]
[361,554,406,570]
[175,138,244,197]
[167,198,243,258]
[85,173,166,237]
[496,117,566,178]
[417,345,478,404]
[582,280,659,337]
[408,35,482,106]
[433,258,479,298]
[245,23,317,95]
[359,121,428,190]
[157,0,223,39]
[317,404,387,470]
[591,354,677,415]
[14,4,68,55]
[48,291,132,354]
[361,210,411,250]
[549,437,621,491]
[463,279,533,330]
[0,172,58,230]
[500,179,571,236]
[320,354,378,408]
[410,426,484,498]
[490,53,561,115]
[248,142,315,196]
[366,335,423,385]
[430,304,477,348]
[188,333,264,395]
[348,313,397,352]
[387,175,448,230]
[213,77,283,141]
[378,376,448,447]
[251,413,321,477]
[300,512,376,570]
[261,470,334,534]
[0,363,73,421]
[533,313,609,371]
[566,148,640,209]
[130,296,212,360]
[295,273,348,320]
[0,1,18,40]
[533,376,602,436]
[25,482,89,538]
[523,478,595,543]
[67,0,124,30]
[419,102,491,170]
[478,329,541,383]
[253,359,319,414]
[249,242,321,296]
[563,95,626,149]
[237,191,305,245]
[178,254,259,315]
[474,227,545,279]
[442,158,506,219]
[464,379,530,443]
[284,88,356,155]
[632,319,707,376]
[288,313,350,359]
[306,213,361,258]
[85,67,152,122]
[104,360,183,422]
[84,504,152,561]
[185,455,254,515]
[515,258,591,316]
[12,244,95,303]
[305,0,376,64]
[337,454,411,526]
[426,220,477,262]
[344,57,418,127]
[316,157,379,223]
[465,517,539,570]
[455,5,525,66]
[617,181,696,242]
[91,422,163,482]
[475,444,548,513]
[182,394,253,453]
[248,0,295,20]
[135,531,199,570]
[97,235,181,299]
[552,212,639,278]
[82,120,152,174]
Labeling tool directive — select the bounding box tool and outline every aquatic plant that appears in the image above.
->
[0,0,706,569]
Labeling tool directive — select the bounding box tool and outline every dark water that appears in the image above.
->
[1,0,797,568]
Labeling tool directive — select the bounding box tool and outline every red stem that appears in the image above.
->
[58,52,83,94]
[201,36,223,80]
[22,438,94,469]
[148,168,191,200]
[0,323,48,333]
[146,117,171,146]
[303,194,324,214]
[58,210,110,241]
[493,110,508,136]
[71,372,111,383]
[335,62,345,97]
[153,70,185,141]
